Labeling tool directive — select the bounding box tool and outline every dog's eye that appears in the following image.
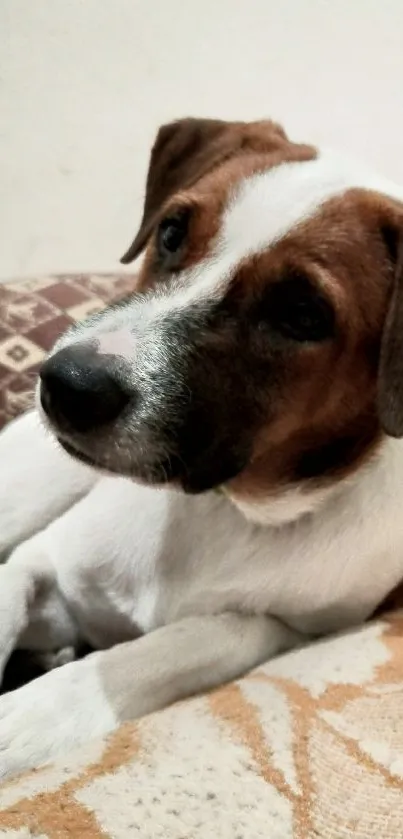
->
[260,275,335,343]
[157,212,189,261]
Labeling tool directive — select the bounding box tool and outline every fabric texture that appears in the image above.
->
[0,274,135,430]
[1,274,403,836]
[1,615,403,838]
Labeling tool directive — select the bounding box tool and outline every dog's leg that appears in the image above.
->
[0,473,136,682]
[0,532,80,682]
[0,410,97,558]
[0,612,301,778]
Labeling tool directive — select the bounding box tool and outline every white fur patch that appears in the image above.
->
[221,150,403,260]
[231,483,338,526]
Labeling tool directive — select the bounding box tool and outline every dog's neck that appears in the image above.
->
[228,482,339,526]
[225,434,399,527]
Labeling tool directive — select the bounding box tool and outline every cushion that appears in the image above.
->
[0,274,135,431]
[1,274,403,837]
[1,614,403,837]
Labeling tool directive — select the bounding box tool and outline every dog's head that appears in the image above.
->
[39,117,403,522]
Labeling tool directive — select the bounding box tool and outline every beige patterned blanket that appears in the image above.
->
[0,614,402,838]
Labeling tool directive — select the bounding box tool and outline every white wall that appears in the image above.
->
[1,0,403,278]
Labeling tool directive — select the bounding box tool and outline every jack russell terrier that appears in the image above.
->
[1,117,403,780]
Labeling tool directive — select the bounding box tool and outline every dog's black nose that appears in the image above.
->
[40,346,129,432]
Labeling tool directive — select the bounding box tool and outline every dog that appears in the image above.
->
[1,116,403,780]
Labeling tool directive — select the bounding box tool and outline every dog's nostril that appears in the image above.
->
[40,346,130,433]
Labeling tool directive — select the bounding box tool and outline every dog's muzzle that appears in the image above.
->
[37,317,256,492]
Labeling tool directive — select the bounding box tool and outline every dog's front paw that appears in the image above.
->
[0,654,118,780]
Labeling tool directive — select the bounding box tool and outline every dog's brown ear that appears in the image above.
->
[378,221,403,437]
[120,117,289,264]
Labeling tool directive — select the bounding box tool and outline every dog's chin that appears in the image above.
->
[56,437,178,486]
[56,437,245,494]
[57,439,106,471]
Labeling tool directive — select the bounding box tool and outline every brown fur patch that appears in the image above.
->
[227,189,401,504]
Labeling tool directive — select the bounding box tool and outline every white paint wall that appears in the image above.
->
[1,0,403,278]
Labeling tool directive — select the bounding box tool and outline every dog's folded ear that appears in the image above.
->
[378,207,403,437]
[120,117,290,264]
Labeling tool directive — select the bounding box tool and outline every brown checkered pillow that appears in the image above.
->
[0,273,135,430]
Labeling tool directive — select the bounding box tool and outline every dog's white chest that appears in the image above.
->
[52,441,403,647]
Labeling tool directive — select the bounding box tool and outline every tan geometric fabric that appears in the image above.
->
[0,274,135,430]
[0,615,403,837]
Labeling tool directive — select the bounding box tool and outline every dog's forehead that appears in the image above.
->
[71,149,403,346]
[165,150,403,310]
[220,150,402,263]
